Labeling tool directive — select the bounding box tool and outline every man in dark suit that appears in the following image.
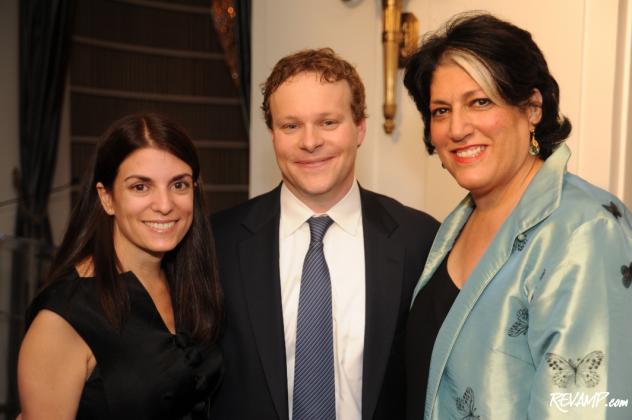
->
[210,48,438,420]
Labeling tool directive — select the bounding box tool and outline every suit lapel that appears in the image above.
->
[359,189,404,420]
[239,187,289,420]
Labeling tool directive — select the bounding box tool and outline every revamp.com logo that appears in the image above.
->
[549,392,629,413]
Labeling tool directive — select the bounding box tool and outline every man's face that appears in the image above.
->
[269,72,366,212]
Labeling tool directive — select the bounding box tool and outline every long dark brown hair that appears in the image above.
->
[47,113,222,343]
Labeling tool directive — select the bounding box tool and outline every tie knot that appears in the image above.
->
[308,216,333,244]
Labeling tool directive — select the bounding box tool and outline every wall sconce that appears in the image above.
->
[382,0,419,134]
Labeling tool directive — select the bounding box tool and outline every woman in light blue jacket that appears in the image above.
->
[403,13,632,420]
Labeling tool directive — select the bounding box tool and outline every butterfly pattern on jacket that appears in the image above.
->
[455,386,481,420]
[622,262,632,289]
[545,350,605,388]
[507,307,528,337]
[602,201,622,219]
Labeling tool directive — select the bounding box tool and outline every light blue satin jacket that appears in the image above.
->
[412,145,632,419]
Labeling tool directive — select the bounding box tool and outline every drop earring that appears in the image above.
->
[529,130,540,156]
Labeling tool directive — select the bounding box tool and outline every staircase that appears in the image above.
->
[69,0,249,213]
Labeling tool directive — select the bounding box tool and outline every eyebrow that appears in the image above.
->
[275,116,299,123]
[123,173,193,182]
[430,88,486,105]
[277,112,341,121]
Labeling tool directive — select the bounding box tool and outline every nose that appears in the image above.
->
[448,107,473,142]
[151,188,174,214]
[299,124,324,152]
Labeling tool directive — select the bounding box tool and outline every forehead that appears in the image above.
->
[430,63,482,97]
[117,147,192,178]
[431,57,504,105]
[270,72,352,117]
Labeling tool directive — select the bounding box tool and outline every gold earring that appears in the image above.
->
[529,131,540,156]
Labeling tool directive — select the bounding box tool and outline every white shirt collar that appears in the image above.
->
[280,180,362,238]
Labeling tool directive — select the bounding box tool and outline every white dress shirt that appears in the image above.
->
[279,181,366,420]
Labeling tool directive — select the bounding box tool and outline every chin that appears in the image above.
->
[453,177,489,193]
[304,184,334,196]
[294,178,335,196]
[144,239,183,254]
[448,169,487,191]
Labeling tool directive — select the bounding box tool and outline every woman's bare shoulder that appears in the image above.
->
[18,309,94,420]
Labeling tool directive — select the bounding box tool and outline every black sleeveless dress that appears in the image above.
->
[405,256,459,420]
[26,270,223,420]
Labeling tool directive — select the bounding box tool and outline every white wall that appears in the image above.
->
[611,0,632,205]
[250,0,632,221]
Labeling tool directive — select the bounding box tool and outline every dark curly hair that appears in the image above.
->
[261,48,367,128]
[403,12,571,159]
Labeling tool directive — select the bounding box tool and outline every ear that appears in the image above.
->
[528,88,543,126]
[356,118,367,148]
[96,182,115,215]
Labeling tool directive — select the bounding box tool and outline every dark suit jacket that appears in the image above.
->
[209,185,438,420]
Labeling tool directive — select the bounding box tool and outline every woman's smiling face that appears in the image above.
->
[97,147,195,262]
[429,62,540,199]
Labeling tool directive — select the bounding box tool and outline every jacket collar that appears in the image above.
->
[412,144,570,303]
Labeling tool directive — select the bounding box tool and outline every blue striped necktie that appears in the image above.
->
[293,215,336,420]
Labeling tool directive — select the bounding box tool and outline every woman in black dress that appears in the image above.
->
[18,114,223,419]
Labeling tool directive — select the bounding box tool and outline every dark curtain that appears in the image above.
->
[15,0,76,242]
[6,1,75,417]
[235,0,251,132]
